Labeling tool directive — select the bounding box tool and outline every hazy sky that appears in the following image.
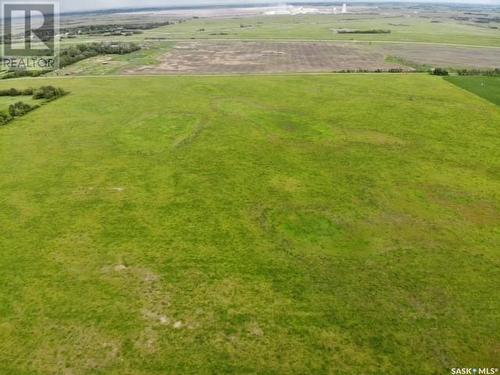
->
[61,0,500,12]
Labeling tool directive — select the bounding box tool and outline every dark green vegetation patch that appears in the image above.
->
[445,76,500,106]
[336,29,391,34]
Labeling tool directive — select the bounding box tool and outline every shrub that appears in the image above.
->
[33,86,67,100]
[0,110,12,126]
[388,68,404,73]
[0,86,65,126]
[0,88,21,96]
[431,68,449,76]
[0,87,34,96]
[1,70,46,80]
[8,102,37,117]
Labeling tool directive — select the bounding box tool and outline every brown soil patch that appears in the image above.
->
[125,41,409,74]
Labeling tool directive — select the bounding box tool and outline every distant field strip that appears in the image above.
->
[48,40,500,77]
[123,41,408,74]
[379,44,500,69]
[142,14,500,47]
[56,14,500,48]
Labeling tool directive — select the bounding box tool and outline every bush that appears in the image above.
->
[0,86,65,126]
[0,87,34,96]
[33,86,67,100]
[1,70,46,80]
[431,68,449,76]
[0,110,12,126]
[8,102,37,117]
[0,88,22,96]
[0,85,66,102]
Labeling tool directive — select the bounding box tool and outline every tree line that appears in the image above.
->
[0,86,67,127]
[61,21,180,38]
[430,68,500,76]
[1,42,141,80]
[58,42,141,68]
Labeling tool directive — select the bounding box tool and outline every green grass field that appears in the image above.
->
[446,76,500,106]
[0,74,499,374]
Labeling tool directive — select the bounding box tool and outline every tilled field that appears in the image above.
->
[126,41,409,74]
[379,43,500,69]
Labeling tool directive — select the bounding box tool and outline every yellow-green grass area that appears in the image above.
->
[0,74,499,374]
[62,14,500,47]
[445,75,500,106]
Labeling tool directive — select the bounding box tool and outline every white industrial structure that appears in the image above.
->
[263,4,348,16]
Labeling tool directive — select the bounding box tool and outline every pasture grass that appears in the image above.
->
[0,74,499,374]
